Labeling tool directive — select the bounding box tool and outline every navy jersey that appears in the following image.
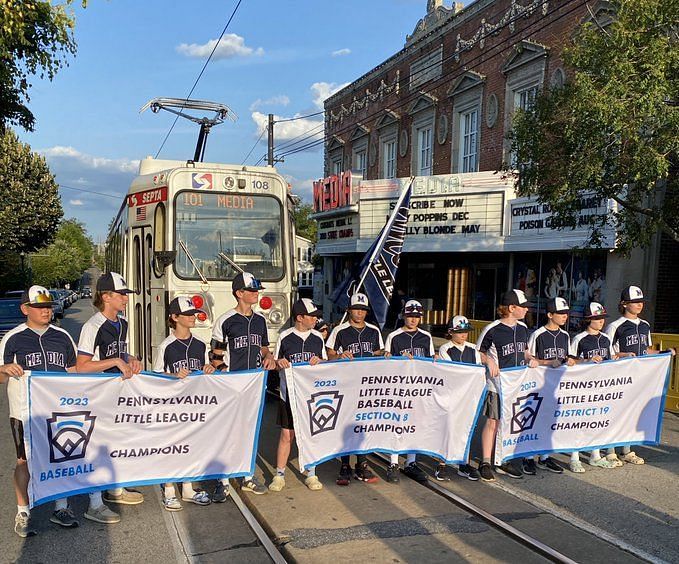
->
[476,320,530,392]
[153,334,209,374]
[274,327,327,400]
[384,328,435,358]
[605,317,652,356]
[1,324,76,418]
[212,310,269,371]
[528,326,571,363]
[78,312,129,373]
[326,321,384,357]
[439,341,481,364]
[570,331,614,361]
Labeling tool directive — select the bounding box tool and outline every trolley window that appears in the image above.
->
[174,192,284,281]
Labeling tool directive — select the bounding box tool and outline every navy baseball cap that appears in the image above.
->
[349,293,370,311]
[501,289,529,307]
[547,297,570,314]
[169,297,204,316]
[403,300,424,317]
[314,317,329,332]
[621,285,645,303]
[21,285,54,308]
[97,272,136,294]
[584,302,608,320]
[292,298,321,318]
[447,315,472,333]
[232,272,264,292]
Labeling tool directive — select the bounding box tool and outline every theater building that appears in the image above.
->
[312,0,677,332]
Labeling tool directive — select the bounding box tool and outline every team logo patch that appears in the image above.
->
[510,393,543,434]
[46,411,96,463]
[307,391,343,436]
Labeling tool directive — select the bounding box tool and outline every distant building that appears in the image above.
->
[296,235,315,298]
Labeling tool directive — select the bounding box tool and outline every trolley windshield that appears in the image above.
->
[174,192,284,281]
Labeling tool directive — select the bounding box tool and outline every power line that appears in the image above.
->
[241,126,267,164]
[154,0,245,159]
[273,122,325,154]
[274,110,324,123]
[58,184,121,200]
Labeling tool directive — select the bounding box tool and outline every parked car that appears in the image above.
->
[82,287,92,298]
[49,290,65,319]
[0,299,25,339]
[55,289,71,308]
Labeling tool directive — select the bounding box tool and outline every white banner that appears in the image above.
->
[287,357,487,470]
[25,370,266,507]
[496,354,672,463]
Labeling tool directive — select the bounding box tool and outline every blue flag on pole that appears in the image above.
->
[331,180,413,328]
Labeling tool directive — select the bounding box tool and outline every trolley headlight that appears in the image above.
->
[269,308,284,325]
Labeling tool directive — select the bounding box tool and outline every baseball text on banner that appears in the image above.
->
[25,370,266,508]
[496,354,671,463]
[286,357,487,470]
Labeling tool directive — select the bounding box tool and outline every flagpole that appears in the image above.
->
[338,177,414,324]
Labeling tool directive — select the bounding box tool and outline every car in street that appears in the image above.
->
[49,290,65,319]
[82,287,92,298]
[0,298,24,339]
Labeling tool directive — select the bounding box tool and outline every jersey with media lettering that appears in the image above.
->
[1,324,76,418]
[476,320,530,392]
[569,331,614,361]
[212,310,269,371]
[528,326,571,363]
[274,327,327,400]
[605,317,652,356]
[78,312,129,373]
[384,328,435,358]
[439,341,481,364]
[326,321,384,357]
[153,334,209,374]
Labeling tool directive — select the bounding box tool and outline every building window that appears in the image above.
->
[354,150,367,179]
[383,139,397,178]
[517,85,539,112]
[460,109,478,173]
[417,126,432,176]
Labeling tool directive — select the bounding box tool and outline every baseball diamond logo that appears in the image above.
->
[511,393,543,434]
[307,391,344,436]
[46,411,96,463]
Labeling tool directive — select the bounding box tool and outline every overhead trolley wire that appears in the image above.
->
[241,125,268,164]
[154,0,245,159]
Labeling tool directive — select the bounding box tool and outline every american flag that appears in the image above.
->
[136,206,146,221]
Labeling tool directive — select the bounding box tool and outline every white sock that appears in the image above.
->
[307,466,316,477]
[406,454,416,465]
[276,467,285,476]
[570,452,579,462]
[591,449,601,460]
[390,454,399,465]
[89,491,104,509]
[182,482,196,497]
[17,504,29,516]
[164,484,176,498]
[54,498,68,510]
[606,447,616,456]
[219,478,229,486]
[622,445,631,455]
[109,487,123,496]
[539,455,548,461]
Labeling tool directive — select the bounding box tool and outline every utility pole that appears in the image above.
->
[267,113,274,166]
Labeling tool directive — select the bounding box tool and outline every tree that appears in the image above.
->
[58,218,93,273]
[293,202,317,242]
[31,219,92,287]
[0,0,81,131]
[0,128,62,253]
[507,0,679,255]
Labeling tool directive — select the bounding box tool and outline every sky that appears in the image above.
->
[18,0,452,242]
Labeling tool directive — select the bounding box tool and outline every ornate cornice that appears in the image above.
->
[328,72,400,126]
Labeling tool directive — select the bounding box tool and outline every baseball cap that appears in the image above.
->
[21,285,54,308]
[314,317,329,332]
[403,299,424,317]
[447,315,472,333]
[547,297,570,314]
[584,302,608,320]
[501,289,529,307]
[621,285,645,303]
[97,272,136,294]
[292,298,321,318]
[232,272,264,292]
[349,293,370,311]
[169,296,204,316]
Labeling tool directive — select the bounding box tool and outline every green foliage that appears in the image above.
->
[507,0,679,255]
[0,0,82,131]
[293,202,317,242]
[0,128,62,253]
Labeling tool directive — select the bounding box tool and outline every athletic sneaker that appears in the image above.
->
[15,512,37,537]
[304,475,323,490]
[569,460,585,473]
[354,462,379,483]
[404,462,429,484]
[537,457,564,474]
[103,488,144,505]
[621,451,645,465]
[163,496,183,511]
[84,504,121,524]
[589,457,617,469]
[182,490,211,505]
[50,507,79,527]
[457,464,480,481]
[241,477,268,495]
[522,458,537,475]
[337,463,352,486]
[386,463,400,483]
[478,462,495,482]
[435,464,452,481]
[496,463,523,479]
[268,475,285,492]
[212,482,230,503]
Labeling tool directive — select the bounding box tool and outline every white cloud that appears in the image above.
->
[251,112,323,148]
[310,81,349,109]
[40,146,139,173]
[249,95,290,112]
[69,199,84,206]
[331,48,351,57]
[284,175,316,203]
[176,34,264,60]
